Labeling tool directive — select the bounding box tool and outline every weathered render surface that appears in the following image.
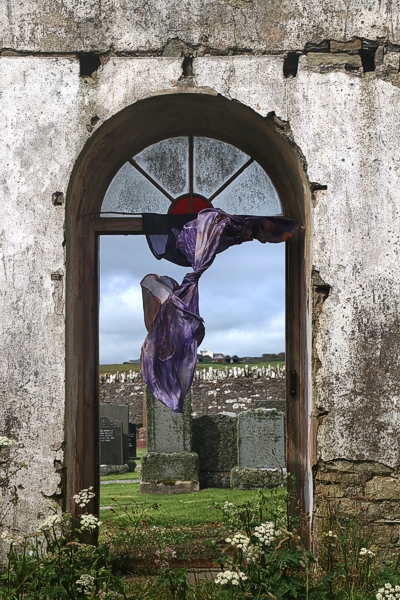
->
[1,0,400,549]
[0,0,400,53]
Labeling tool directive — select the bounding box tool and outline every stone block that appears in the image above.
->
[303,52,362,71]
[141,452,199,484]
[384,52,400,73]
[315,460,393,485]
[365,477,400,501]
[330,40,362,53]
[100,464,128,477]
[230,467,284,490]
[145,387,192,453]
[140,481,200,494]
[238,408,285,470]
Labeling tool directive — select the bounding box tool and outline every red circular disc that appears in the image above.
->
[169,195,211,215]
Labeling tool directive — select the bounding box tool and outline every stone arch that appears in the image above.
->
[65,90,312,526]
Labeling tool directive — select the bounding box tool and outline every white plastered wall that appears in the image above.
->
[1,54,400,534]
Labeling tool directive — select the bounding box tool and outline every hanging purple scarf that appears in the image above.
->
[141,208,299,412]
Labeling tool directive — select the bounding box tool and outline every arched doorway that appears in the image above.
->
[65,92,311,528]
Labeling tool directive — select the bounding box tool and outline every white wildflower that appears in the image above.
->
[73,486,95,508]
[76,574,95,594]
[376,584,400,599]
[226,532,250,552]
[253,522,279,546]
[324,530,337,538]
[223,501,238,516]
[360,547,375,557]
[244,543,261,563]
[37,514,62,531]
[215,570,247,585]
[0,436,13,449]
[80,514,101,531]
[1,529,22,545]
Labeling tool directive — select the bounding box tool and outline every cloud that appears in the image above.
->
[100,235,285,364]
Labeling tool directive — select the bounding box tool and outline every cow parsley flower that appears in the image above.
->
[1,529,22,545]
[76,574,95,594]
[37,514,62,531]
[253,522,279,546]
[376,583,400,599]
[0,436,13,449]
[73,486,95,508]
[80,514,101,531]
[223,501,238,516]
[360,547,375,557]
[324,530,337,538]
[215,570,248,585]
[226,532,250,551]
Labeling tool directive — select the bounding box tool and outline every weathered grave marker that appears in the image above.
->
[100,403,129,461]
[140,387,199,494]
[100,416,123,466]
[231,408,286,489]
[192,412,238,488]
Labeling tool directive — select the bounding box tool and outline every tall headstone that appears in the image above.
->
[231,408,286,490]
[100,404,129,461]
[100,416,123,466]
[140,387,199,494]
[146,387,192,453]
[192,412,238,488]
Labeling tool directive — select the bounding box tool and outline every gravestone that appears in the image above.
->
[100,404,129,462]
[145,387,192,453]
[231,408,286,490]
[192,412,238,488]
[100,416,123,466]
[140,387,199,494]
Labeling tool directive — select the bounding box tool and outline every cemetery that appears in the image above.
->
[2,0,400,596]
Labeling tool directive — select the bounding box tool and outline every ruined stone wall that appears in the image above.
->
[1,0,400,548]
[100,368,286,427]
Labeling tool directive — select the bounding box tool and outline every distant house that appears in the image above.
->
[232,355,240,363]
[199,348,213,358]
[197,354,212,364]
[128,359,140,364]
[224,355,231,363]
[213,352,225,363]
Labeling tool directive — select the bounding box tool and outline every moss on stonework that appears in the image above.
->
[141,452,199,483]
[230,466,284,490]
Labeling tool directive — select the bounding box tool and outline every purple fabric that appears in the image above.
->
[141,209,299,412]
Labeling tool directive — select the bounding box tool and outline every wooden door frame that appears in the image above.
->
[65,91,311,535]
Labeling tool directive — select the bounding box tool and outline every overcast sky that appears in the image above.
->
[99,235,285,364]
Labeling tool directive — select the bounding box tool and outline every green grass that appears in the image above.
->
[100,485,286,526]
[100,448,145,481]
[101,471,141,481]
[100,361,285,374]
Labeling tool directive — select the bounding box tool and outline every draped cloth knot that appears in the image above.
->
[141,208,300,413]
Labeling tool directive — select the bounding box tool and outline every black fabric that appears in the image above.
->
[142,213,196,267]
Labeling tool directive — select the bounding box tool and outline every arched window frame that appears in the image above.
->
[65,92,311,541]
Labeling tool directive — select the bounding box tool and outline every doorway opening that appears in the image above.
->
[65,92,309,534]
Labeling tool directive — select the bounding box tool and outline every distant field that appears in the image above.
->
[100,361,285,374]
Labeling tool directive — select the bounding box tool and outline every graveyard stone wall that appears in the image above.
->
[99,369,286,427]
